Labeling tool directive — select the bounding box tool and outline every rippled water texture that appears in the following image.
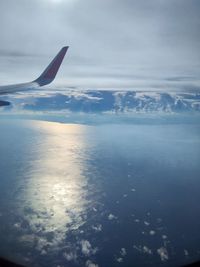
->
[0,119,200,267]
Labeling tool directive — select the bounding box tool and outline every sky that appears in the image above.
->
[0,0,200,90]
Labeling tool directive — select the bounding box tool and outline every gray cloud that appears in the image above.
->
[0,0,199,89]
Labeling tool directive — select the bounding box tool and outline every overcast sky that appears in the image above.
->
[0,0,200,89]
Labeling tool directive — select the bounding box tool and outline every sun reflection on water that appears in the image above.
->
[18,121,92,250]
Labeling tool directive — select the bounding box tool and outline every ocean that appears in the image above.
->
[0,117,200,267]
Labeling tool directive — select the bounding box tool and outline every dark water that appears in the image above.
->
[0,119,200,267]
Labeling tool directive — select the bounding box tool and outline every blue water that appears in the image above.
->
[0,118,200,267]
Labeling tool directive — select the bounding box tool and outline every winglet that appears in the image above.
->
[34,46,69,86]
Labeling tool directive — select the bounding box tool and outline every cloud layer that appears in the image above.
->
[0,0,200,88]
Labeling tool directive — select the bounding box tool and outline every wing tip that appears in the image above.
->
[34,46,69,86]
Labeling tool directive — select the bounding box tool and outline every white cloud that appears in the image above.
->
[80,240,98,256]
[149,230,156,236]
[143,246,152,255]
[116,257,123,263]
[92,224,102,232]
[41,249,47,255]
[13,222,21,229]
[120,248,127,257]
[108,213,117,220]
[184,249,189,256]
[157,247,169,262]
[63,251,77,261]
[133,245,142,252]
[19,234,35,244]
[133,245,153,255]
[35,237,50,251]
[85,260,99,267]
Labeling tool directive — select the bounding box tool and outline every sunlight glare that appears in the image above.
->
[19,121,92,250]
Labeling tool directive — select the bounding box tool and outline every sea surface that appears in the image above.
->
[0,117,200,267]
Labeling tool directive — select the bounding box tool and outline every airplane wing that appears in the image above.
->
[0,46,69,99]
